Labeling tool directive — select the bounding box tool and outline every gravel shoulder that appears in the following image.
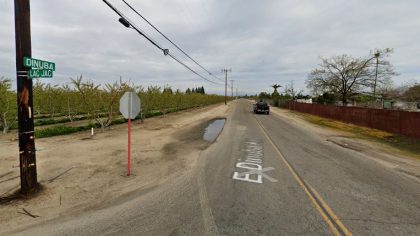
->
[0,102,231,234]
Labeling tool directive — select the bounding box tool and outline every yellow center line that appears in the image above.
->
[308,185,352,236]
[253,115,352,236]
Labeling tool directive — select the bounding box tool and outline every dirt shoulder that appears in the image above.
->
[0,102,232,234]
[270,107,420,182]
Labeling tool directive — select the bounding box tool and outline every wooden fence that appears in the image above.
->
[283,102,420,139]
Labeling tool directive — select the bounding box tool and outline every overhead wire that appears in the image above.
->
[167,53,218,84]
[103,0,164,51]
[103,0,220,85]
[122,0,223,82]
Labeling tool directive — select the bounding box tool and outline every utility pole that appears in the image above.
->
[221,68,231,105]
[373,50,380,98]
[289,80,295,99]
[15,0,38,194]
[230,80,234,98]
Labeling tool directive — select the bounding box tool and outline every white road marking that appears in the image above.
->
[232,140,277,184]
[234,167,278,183]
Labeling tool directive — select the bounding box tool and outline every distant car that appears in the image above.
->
[253,101,270,114]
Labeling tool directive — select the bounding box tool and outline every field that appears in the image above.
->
[0,76,229,137]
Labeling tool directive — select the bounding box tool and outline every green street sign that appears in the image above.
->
[23,57,55,71]
[28,69,53,78]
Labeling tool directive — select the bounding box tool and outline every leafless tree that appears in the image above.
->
[306,49,396,106]
[71,75,130,131]
[284,81,302,100]
[0,77,17,133]
[403,83,420,101]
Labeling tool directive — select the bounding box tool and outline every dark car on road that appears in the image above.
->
[253,101,270,114]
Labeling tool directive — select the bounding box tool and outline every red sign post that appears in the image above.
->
[119,92,141,176]
[127,118,131,176]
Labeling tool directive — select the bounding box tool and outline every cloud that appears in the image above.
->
[1,0,419,95]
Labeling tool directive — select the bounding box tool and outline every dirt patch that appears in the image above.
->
[162,117,226,159]
[0,184,44,205]
[0,102,231,234]
[297,111,420,159]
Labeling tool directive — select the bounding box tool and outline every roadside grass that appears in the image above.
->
[293,111,420,159]
[34,116,88,126]
[35,125,95,138]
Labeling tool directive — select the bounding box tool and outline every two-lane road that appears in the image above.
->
[204,99,420,235]
[13,99,420,235]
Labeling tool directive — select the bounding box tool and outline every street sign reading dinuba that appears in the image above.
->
[24,57,55,70]
[23,57,55,78]
[120,92,141,119]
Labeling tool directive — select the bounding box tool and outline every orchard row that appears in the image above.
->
[0,76,229,133]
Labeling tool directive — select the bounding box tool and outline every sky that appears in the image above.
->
[1,0,420,95]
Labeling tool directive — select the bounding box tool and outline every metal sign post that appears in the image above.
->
[119,92,141,176]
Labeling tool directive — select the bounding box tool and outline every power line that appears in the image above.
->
[122,0,223,81]
[102,0,220,85]
[103,0,164,51]
[168,52,218,84]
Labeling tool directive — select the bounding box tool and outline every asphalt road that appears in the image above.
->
[12,99,420,235]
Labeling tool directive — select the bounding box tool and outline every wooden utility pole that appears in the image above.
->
[373,51,380,98]
[221,68,231,105]
[15,0,38,194]
[230,80,234,97]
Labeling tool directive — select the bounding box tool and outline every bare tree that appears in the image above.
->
[403,83,420,102]
[44,83,61,118]
[306,49,395,106]
[61,84,75,122]
[71,75,129,131]
[284,81,302,100]
[0,77,17,133]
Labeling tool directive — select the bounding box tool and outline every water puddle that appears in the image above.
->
[203,119,226,142]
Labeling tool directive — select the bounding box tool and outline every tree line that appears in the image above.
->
[0,75,226,133]
[185,86,205,94]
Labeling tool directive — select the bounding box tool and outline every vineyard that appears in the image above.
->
[0,76,229,137]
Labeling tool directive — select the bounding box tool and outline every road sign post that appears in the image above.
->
[127,118,131,175]
[119,92,141,176]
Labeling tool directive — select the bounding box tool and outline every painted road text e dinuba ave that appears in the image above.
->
[232,140,277,184]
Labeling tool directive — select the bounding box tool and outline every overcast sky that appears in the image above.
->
[1,0,419,95]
